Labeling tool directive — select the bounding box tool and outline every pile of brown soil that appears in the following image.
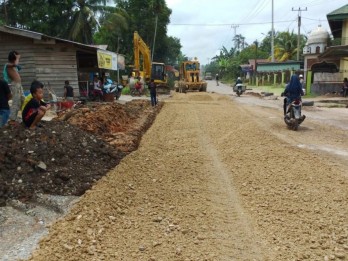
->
[0,100,161,207]
[56,100,159,153]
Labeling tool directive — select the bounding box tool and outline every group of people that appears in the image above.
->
[0,50,75,129]
[130,75,158,107]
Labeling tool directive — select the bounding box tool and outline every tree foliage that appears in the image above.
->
[0,0,183,65]
[0,0,75,38]
[112,0,172,63]
[206,30,307,81]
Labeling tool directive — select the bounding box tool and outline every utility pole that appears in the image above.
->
[292,7,307,61]
[271,0,274,62]
[152,15,158,63]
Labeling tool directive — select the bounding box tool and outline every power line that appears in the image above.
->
[243,0,268,22]
[169,19,296,27]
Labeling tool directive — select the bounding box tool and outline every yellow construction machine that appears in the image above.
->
[175,59,207,93]
[133,31,169,93]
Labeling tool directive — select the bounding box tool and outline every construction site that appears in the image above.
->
[0,81,347,261]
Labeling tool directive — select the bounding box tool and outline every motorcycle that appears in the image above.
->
[283,97,306,131]
[103,79,123,100]
[233,83,246,97]
[89,79,123,101]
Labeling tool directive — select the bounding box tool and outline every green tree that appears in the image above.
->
[165,36,182,65]
[68,0,108,43]
[114,0,172,62]
[0,0,75,38]
[273,30,306,61]
[233,34,247,51]
[94,7,129,52]
[238,42,268,64]
[273,30,297,61]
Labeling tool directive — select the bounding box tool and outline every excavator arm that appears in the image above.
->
[133,31,152,81]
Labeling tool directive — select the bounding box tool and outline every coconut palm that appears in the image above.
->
[274,30,298,62]
[68,0,107,44]
[95,7,129,52]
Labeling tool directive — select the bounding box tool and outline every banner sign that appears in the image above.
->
[97,50,115,70]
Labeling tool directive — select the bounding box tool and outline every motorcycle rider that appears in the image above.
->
[236,77,242,84]
[235,77,242,85]
[235,77,243,91]
[282,74,304,116]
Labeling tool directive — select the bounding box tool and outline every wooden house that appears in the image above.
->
[0,25,117,98]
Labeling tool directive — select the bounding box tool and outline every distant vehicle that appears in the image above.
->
[204,72,212,80]
[175,59,207,93]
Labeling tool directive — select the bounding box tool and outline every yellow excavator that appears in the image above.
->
[175,58,207,93]
[133,31,169,93]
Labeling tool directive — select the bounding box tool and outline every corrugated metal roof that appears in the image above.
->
[257,61,302,72]
[327,4,348,20]
[0,25,114,54]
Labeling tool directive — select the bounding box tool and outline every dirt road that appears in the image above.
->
[27,87,348,260]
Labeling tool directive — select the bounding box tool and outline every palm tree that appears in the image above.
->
[68,0,107,44]
[233,34,246,51]
[274,31,298,62]
[101,8,128,52]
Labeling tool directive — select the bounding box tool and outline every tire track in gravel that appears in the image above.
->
[192,108,266,260]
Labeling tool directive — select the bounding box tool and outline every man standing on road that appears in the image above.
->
[3,50,25,125]
[215,74,219,86]
[0,79,12,127]
[149,79,157,107]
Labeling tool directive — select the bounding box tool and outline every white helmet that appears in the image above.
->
[299,74,303,78]
[237,77,241,80]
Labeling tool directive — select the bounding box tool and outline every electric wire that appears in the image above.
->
[169,19,296,27]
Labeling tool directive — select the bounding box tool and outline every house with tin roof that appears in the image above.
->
[0,25,120,98]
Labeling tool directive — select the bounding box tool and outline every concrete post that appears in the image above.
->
[274,73,277,85]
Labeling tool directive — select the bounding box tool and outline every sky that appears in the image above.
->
[166,0,348,64]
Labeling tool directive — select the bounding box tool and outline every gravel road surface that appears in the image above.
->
[28,87,347,260]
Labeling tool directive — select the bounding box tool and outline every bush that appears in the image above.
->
[122,86,130,95]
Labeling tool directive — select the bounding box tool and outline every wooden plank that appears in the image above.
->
[36,65,77,70]
[36,74,78,80]
[35,56,76,61]
[35,61,77,66]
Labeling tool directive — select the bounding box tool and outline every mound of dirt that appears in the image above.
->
[188,94,214,101]
[246,91,262,97]
[56,100,159,153]
[0,100,161,207]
